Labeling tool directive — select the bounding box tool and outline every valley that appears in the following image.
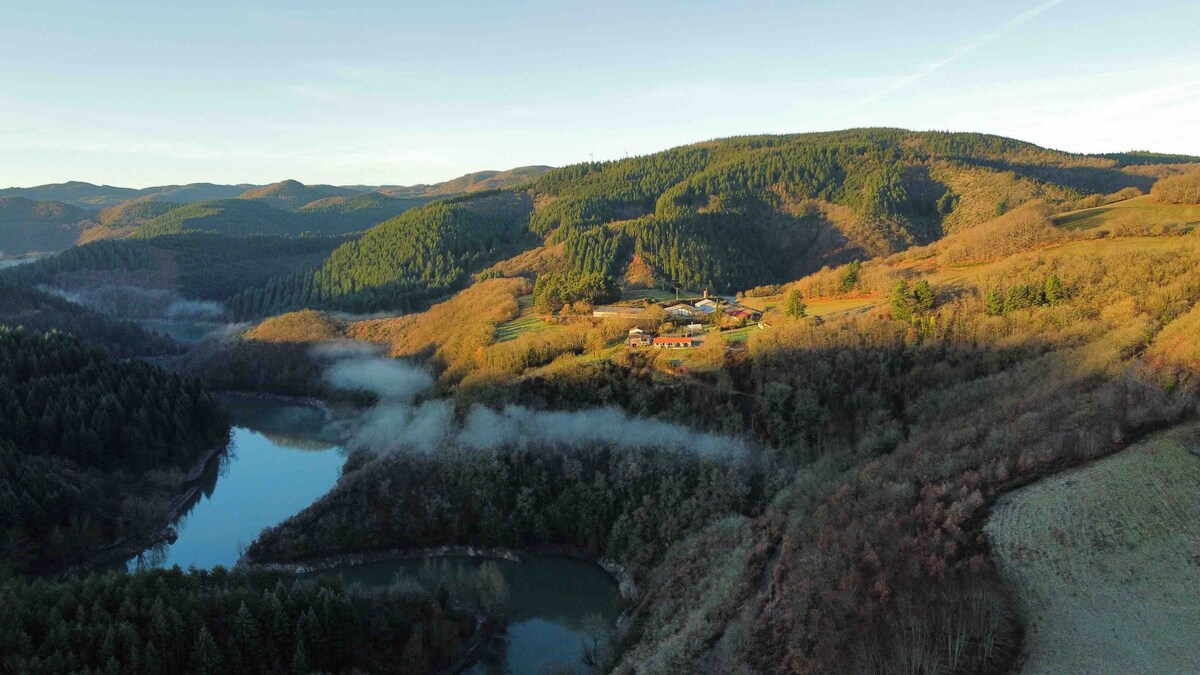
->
[2,129,1199,673]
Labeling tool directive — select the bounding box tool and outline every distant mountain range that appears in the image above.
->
[0,166,553,257]
[0,166,553,209]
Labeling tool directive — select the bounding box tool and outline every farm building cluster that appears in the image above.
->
[626,326,706,349]
[595,293,765,349]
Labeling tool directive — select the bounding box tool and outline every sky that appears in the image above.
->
[1,0,1198,188]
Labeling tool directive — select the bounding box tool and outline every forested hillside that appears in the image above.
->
[228,129,1190,319]
[297,191,433,231]
[226,192,537,317]
[1,234,346,306]
[0,197,95,257]
[414,165,552,196]
[0,327,228,572]
[0,283,178,357]
[129,198,368,238]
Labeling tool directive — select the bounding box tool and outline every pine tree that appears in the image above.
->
[785,290,807,318]
[913,280,935,310]
[889,281,915,322]
[291,633,314,674]
[840,260,861,292]
[1044,273,1064,304]
[190,627,223,675]
[984,286,1005,316]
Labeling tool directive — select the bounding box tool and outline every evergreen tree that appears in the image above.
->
[190,627,223,675]
[889,280,915,322]
[1045,273,1064,304]
[913,280,935,310]
[840,260,861,293]
[291,633,314,674]
[984,286,1005,316]
[785,290,807,318]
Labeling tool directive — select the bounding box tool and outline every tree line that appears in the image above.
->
[0,566,475,674]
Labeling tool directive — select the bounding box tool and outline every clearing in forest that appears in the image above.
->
[985,426,1200,674]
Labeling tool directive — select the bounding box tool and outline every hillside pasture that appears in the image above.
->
[1053,194,1200,234]
[985,426,1200,674]
[493,294,550,342]
[494,315,547,342]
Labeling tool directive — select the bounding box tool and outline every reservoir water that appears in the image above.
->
[128,394,345,570]
[133,393,621,673]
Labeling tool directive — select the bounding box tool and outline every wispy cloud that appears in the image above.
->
[839,0,1067,115]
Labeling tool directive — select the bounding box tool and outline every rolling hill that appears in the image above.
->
[386,165,553,198]
[0,181,254,208]
[227,128,1197,319]
[236,179,364,210]
[0,197,96,257]
[0,233,347,308]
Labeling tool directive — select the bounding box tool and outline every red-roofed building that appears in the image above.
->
[652,336,696,349]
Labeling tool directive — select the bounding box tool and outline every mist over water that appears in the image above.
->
[43,284,224,320]
[316,345,749,458]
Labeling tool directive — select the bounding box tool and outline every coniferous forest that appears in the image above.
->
[0,327,227,572]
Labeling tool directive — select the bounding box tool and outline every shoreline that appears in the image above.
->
[213,389,334,415]
[242,542,639,601]
[66,437,230,575]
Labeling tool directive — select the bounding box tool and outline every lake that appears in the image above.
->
[132,393,621,673]
[128,394,345,570]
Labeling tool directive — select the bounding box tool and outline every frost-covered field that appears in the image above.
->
[986,426,1200,674]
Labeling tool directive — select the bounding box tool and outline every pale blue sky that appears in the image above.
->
[2,0,1198,187]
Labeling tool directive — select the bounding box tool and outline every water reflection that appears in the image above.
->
[128,394,623,672]
[320,556,623,674]
[127,394,346,570]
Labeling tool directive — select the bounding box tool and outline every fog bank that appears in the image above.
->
[317,346,748,458]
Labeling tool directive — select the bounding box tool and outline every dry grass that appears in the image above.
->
[346,277,528,381]
[985,425,1200,674]
[1054,195,1200,233]
[493,314,547,342]
[244,309,347,343]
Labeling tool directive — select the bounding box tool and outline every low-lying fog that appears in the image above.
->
[315,341,750,458]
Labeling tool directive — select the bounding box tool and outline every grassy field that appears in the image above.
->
[493,294,548,342]
[985,425,1200,674]
[719,325,759,343]
[493,315,547,342]
[1053,195,1200,232]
